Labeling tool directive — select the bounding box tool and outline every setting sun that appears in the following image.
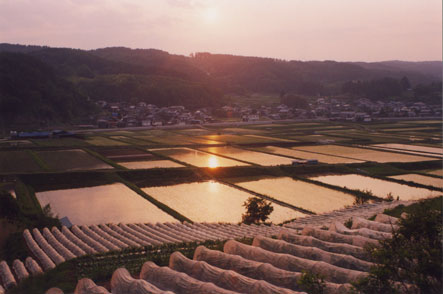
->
[202,7,218,24]
[208,155,219,168]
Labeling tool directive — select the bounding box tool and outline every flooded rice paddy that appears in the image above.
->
[119,160,184,169]
[427,169,443,177]
[371,144,443,156]
[150,147,248,167]
[143,181,306,223]
[236,177,355,213]
[36,183,176,225]
[256,146,362,164]
[388,174,443,189]
[200,146,293,166]
[295,145,435,163]
[310,174,441,201]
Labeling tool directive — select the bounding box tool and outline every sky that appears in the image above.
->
[0,0,441,62]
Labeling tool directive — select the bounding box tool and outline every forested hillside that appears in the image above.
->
[0,43,441,127]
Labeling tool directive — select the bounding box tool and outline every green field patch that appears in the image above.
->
[0,151,42,173]
[140,135,194,145]
[98,148,157,162]
[0,140,34,147]
[383,127,440,132]
[398,120,442,124]
[100,130,135,136]
[290,134,351,143]
[32,137,89,147]
[36,149,113,171]
[85,136,128,146]
[109,136,154,145]
[218,127,266,135]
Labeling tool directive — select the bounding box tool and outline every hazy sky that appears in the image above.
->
[0,0,441,61]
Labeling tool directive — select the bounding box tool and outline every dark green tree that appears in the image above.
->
[352,200,442,294]
[242,197,273,225]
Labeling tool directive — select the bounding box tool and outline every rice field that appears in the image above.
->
[371,144,443,155]
[85,136,128,146]
[119,160,184,169]
[388,174,443,188]
[235,177,355,213]
[109,136,154,145]
[143,181,306,223]
[200,146,293,166]
[255,146,363,164]
[310,174,441,201]
[295,145,436,163]
[427,169,443,177]
[36,183,176,225]
[201,134,286,144]
[150,147,249,167]
[36,149,113,171]
[0,151,42,173]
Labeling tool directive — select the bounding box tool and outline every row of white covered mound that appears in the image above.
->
[42,213,399,294]
[22,222,277,271]
[0,257,42,293]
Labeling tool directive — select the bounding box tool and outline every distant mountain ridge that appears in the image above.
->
[0,43,441,128]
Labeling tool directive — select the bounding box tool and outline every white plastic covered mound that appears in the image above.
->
[12,259,29,282]
[329,221,392,240]
[351,216,398,232]
[193,245,349,294]
[74,278,110,294]
[140,261,239,294]
[0,261,17,289]
[278,229,367,260]
[374,213,399,224]
[223,239,367,284]
[25,257,43,276]
[111,268,173,294]
[301,226,379,247]
[252,235,374,272]
[169,251,300,294]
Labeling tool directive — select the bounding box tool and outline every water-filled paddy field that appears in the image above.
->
[200,146,293,166]
[295,145,436,163]
[36,183,176,225]
[150,147,248,167]
[388,174,443,189]
[255,146,363,164]
[310,174,441,201]
[371,144,443,156]
[235,177,355,213]
[119,160,184,169]
[142,181,306,223]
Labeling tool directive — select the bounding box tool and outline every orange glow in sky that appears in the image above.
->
[0,0,441,61]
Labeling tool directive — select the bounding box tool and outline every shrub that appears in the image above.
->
[297,270,326,294]
[242,197,273,225]
[352,199,442,294]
